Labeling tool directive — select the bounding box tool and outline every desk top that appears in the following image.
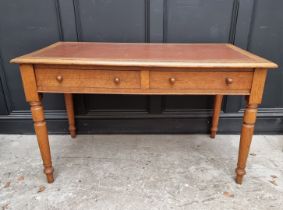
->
[11,42,278,69]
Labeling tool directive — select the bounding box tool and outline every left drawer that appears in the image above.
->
[35,67,141,90]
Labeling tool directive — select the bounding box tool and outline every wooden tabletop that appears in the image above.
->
[11,42,278,69]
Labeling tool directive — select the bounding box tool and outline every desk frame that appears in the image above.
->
[19,64,267,184]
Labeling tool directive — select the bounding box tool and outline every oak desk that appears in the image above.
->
[11,42,278,184]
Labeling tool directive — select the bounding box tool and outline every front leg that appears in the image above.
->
[19,64,54,183]
[235,68,267,184]
[235,102,258,184]
[30,100,54,183]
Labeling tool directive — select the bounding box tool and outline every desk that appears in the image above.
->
[11,42,277,184]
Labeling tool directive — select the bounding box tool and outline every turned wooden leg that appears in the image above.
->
[210,95,223,138]
[234,69,267,184]
[30,100,54,183]
[235,102,258,184]
[64,93,76,138]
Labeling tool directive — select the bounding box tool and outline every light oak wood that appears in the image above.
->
[30,100,54,183]
[235,68,268,184]
[149,71,253,91]
[236,102,258,184]
[64,93,76,138]
[19,64,54,183]
[19,64,40,102]
[37,87,253,95]
[12,43,278,184]
[140,70,150,89]
[249,69,268,104]
[34,66,255,95]
[211,95,223,138]
[35,67,141,90]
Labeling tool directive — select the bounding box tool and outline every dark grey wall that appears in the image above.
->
[0,0,282,134]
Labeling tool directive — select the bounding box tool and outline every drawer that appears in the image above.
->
[35,68,141,89]
[149,71,253,91]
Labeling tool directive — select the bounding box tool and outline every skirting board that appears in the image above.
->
[0,114,282,134]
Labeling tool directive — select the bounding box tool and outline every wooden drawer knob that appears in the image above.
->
[113,77,120,84]
[169,77,176,84]
[56,75,63,83]
[225,77,233,85]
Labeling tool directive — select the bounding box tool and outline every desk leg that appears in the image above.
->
[30,100,54,183]
[235,101,258,184]
[235,68,267,184]
[210,95,223,138]
[64,93,76,138]
[20,64,54,183]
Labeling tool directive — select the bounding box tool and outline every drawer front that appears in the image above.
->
[35,68,141,89]
[150,71,253,91]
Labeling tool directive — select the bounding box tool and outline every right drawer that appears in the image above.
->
[149,71,254,91]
